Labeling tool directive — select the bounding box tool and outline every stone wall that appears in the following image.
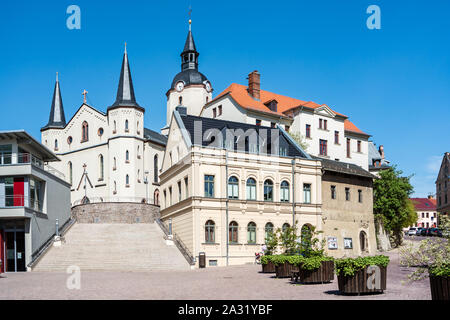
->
[72,202,160,224]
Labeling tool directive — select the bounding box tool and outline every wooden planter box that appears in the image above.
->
[429,275,450,300]
[297,260,334,284]
[275,262,298,278]
[337,266,387,294]
[261,261,276,273]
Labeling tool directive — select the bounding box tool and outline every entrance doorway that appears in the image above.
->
[4,229,26,272]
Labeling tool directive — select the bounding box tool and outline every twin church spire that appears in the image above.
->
[41,73,66,130]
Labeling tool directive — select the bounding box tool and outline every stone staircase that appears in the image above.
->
[33,223,191,272]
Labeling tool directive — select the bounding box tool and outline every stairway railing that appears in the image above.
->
[27,217,76,269]
[155,218,195,266]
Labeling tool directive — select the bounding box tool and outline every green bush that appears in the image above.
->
[429,265,450,277]
[335,255,390,276]
[263,254,334,271]
[261,255,274,265]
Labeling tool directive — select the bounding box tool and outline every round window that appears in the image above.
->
[67,136,73,144]
[98,128,104,136]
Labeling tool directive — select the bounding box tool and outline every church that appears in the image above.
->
[40,22,212,207]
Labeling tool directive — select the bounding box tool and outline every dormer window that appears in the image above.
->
[264,99,278,113]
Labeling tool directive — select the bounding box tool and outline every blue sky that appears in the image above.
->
[0,0,449,197]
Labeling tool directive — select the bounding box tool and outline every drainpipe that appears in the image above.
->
[225,150,229,266]
[292,158,296,226]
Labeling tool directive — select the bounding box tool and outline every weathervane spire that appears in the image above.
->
[188,5,192,31]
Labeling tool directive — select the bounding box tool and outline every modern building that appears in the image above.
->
[0,130,71,272]
[436,152,450,216]
[410,196,438,228]
[200,71,371,170]
[40,48,167,206]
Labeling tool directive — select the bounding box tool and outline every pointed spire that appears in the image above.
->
[41,73,66,131]
[181,20,199,71]
[109,44,143,110]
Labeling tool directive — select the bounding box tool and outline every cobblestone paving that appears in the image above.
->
[0,249,431,300]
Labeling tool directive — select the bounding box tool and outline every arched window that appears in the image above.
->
[154,154,158,183]
[264,179,273,202]
[113,181,117,194]
[154,189,160,206]
[137,146,140,158]
[113,120,117,133]
[247,222,257,244]
[246,178,256,200]
[113,157,117,170]
[126,174,130,186]
[205,220,215,243]
[137,169,141,182]
[265,222,274,243]
[54,139,58,150]
[125,119,129,132]
[82,121,89,142]
[282,223,290,233]
[228,176,239,199]
[68,162,73,185]
[126,150,129,162]
[99,154,104,181]
[280,181,290,202]
[229,221,238,244]
[179,96,183,105]
[360,231,368,252]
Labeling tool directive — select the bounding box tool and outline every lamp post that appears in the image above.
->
[144,171,149,203]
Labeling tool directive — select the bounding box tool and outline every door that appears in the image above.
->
[5,230,26,272]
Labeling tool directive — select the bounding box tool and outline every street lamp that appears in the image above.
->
[144,171,149,203]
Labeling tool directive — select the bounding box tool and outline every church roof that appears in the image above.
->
[171,69,208,89]
[182,30,197,53]
[41,75,66,131]
[144,128,168,146]
[109,47,143,111]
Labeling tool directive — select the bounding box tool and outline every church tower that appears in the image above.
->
[162,20,212,135]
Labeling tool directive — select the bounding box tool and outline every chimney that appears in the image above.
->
[428,195,434,200]
[379,145,385,159]
[247,70,260,100]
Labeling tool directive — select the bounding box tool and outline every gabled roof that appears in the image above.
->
[144,128,168,146]
[344,119,369,136]
[411,198,437,211]
[312,156,375,179]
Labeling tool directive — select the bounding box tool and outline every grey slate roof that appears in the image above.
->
[368,141,390,169]
[312,156,376,179]
[109,49,143,110]
[182,30,197,53]
[171,69,208,89]
[41,77,66,130]
[144,128,168,146]
[177,113,309,159]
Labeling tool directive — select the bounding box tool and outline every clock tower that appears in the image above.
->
[162,20,212,135]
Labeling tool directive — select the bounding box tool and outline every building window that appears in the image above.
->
[205,220,215,243]
[178,181,182,202]
[246,178,256,200]
[358,189,363,203]
[247,222,257,244]
[125,120,129,132]
[319,119,323,129]
[264,179,273,202]
[184,177,189,198]
[346,138,351,158]
[169,187,172,205]
[306,124,311,138]
[125,150,129,162]
[99,154,104,181]
[179,96,183,105]
[282,223,290,233]
[303,183,311,204]
[334,131,339,144]
[280,181,290,202]
[113,121,117,134]
[256,119,262,126]
[331,185,336,199]
[213,108,217,118]
[68,162,73,185]
[319,139,327,156]
[154,155,158,183]
[54,139,58,151]
[113,181,117,194]
[218,105,222,116]
[271,122,276,128]
[126,174,130,187]
[113,157,117,170]
[229,221,238,244]
[357,140,361,153]
[204,175,214,198]
[345,187,350,201]
[98,128,104,136]
[324,119,327,130]
[265,223,274,243]
[82,121,89,142]
[228,176,239,199]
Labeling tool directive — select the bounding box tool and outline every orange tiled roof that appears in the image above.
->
[211,83,368,135]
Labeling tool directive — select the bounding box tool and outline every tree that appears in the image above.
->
[373,166,416,247]
[287,131,309,151]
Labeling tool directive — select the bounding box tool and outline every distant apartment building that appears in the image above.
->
[0,131,71,272]
[436,152,450,216]
[410,196,438,228]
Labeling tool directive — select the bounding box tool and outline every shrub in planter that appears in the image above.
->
[292,256,335,284]
[399,216,450,301]
[272,255,299,278]
[261,255,276,273]
[335,255,389,294]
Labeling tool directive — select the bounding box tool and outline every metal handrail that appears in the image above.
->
[0,195,43,211]
[155,218,195,265]
[0,153,65,180]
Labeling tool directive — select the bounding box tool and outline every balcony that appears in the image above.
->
[0,195,43,213]
[0,153,65,180]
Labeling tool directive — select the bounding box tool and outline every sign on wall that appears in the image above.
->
[327,236,338,250]
[344,238,353,249]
